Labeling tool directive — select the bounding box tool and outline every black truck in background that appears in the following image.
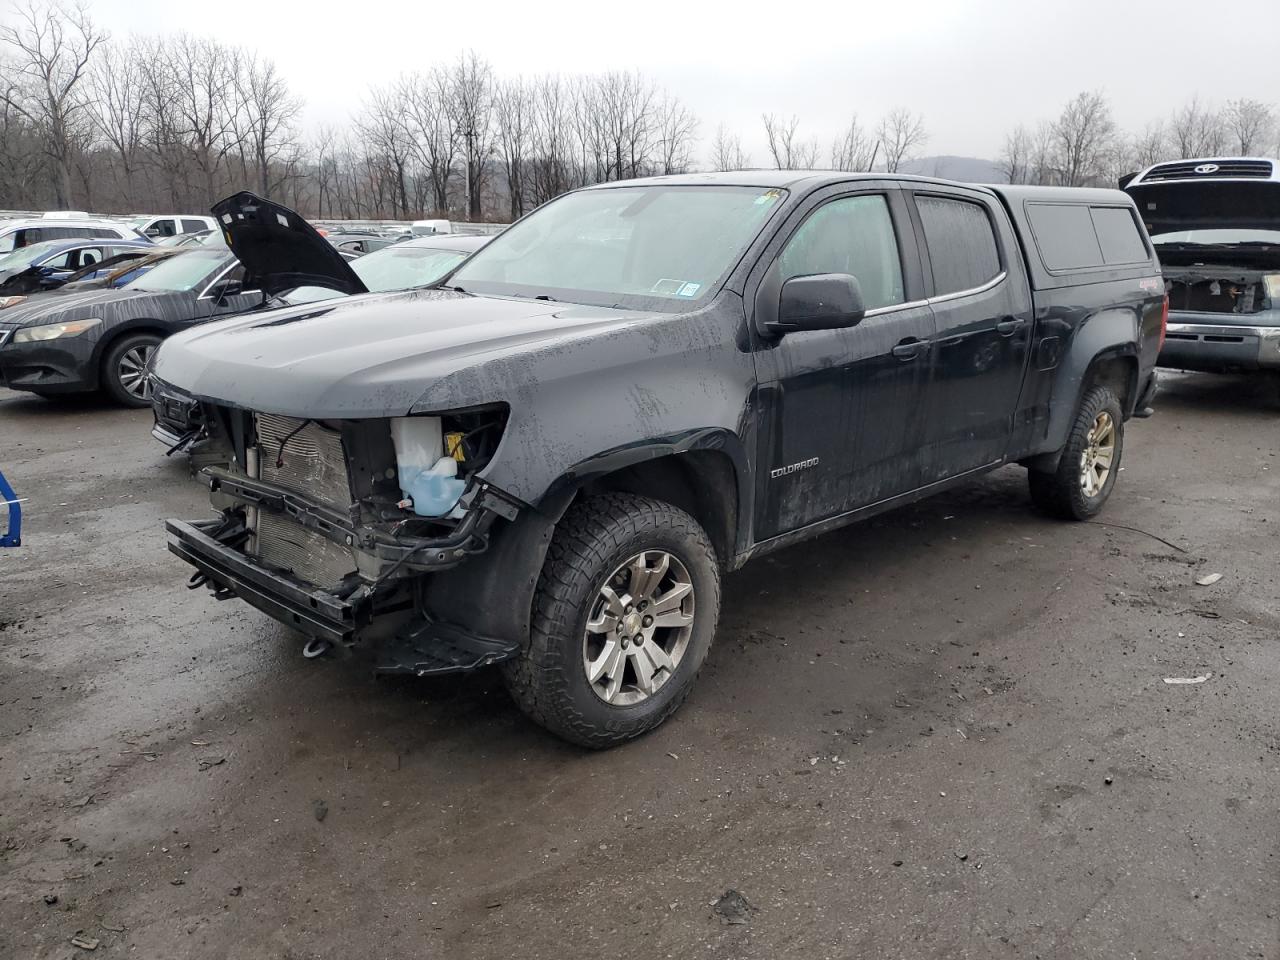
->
[153,176,1165,747]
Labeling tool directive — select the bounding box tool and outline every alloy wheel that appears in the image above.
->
[582,550,695,706]
[117,344,155,401]
[1079,410,1116,497]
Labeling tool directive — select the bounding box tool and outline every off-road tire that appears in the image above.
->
[1029,385,1124,520]
[101,333,161,408]
[501,493,720,748]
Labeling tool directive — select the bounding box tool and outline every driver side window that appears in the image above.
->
[779,195,905,311]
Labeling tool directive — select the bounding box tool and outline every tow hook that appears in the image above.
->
[302,637,332,659]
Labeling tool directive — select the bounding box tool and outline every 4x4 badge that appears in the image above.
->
[1194,163,1220,174]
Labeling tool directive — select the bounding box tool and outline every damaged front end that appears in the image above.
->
[167,402,526,673]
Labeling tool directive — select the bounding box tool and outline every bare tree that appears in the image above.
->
[359,83,414,217]
[1131,121,1170,169]
[709,123,749,171]
[877,107,927,173]
[236,52,301,198]
[402,69,457,215]
[762,113,817,169]
[830,114,875,172]
[448,51,494,220]
[1051,91,1116,186]
[1223,98,1273,155]
[654,94,697,175]
[493,77,531,219]
[1170,97,1224,158]
[0,0,106,207]
[1000,124,1034,184]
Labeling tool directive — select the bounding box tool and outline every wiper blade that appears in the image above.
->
[441,284,467,294]
[533,294,557,302]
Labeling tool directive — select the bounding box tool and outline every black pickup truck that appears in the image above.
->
[154,177,1164,747]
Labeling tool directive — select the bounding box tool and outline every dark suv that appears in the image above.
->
[154,179,1164,747]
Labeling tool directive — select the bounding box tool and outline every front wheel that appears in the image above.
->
[1028,385,1124,520]
[502,493,721,748]
[101,333,161,407]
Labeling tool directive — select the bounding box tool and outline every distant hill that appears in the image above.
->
[896,156,1006,183]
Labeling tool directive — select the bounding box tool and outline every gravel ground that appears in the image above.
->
[1,372,1277,960]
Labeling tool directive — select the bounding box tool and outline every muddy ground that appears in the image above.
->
[1,372,1278,960]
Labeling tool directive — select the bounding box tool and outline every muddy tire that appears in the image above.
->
[101,333,161,408]
[501,493,720,748]
[1029,385,1124,520]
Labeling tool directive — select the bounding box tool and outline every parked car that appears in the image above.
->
[155,178,1163,747]
[0,247,264,406]
[157,230,220,248]
[1124,157,1280,375]
[411,218,452,236]
[129,215,218,241]
[326,232,405,256]
[0,215,145,254]
[0,238,154,298]
[151,232,492,448]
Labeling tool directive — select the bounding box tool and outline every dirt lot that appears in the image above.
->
[1,373,1278,960]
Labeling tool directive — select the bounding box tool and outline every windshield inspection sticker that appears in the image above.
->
[651,278,684,296]
[755,189,782,205]
[677,282,701,297]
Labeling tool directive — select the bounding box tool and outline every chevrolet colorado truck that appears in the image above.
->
[1124,157,1280,376]
[155,178,1164,747]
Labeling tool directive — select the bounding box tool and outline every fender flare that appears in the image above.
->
[422,428,753,648]
[1027,306,1140,470]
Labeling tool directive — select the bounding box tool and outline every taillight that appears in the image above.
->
[1158,294,1168,350]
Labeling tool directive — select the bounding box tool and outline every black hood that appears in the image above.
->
[211,192,368,298]
[1126,180,1280,235]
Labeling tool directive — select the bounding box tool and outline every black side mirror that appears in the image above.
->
[209,279,243,302]
[768,273,866,334]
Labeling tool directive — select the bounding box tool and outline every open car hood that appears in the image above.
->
[211,191,368,298]
[1127,180,1280,235]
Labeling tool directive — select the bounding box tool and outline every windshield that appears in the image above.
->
[447,185,786,310]
[125,249,229,292]
[1150,228,1280,246]
[0,240,66,271]
[278,245,471,305]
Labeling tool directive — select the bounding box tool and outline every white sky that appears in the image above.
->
[48,0,1280,163]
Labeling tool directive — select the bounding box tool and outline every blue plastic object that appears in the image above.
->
[399,462,466,517]
[0,468,21,548]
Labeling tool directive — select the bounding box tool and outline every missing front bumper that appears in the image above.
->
[167,517,358,643]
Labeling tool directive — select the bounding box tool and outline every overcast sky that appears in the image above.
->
[67,0,1280,163]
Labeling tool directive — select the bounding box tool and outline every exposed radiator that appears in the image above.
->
[256,414,352,508]
[251,414,356,588]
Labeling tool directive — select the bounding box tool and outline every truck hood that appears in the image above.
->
[150,287,654,418]
[1127,180,1280,269]
[211,191,368,298]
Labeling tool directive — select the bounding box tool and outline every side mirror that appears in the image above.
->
[209,279,243,302]
[770,273,866,334]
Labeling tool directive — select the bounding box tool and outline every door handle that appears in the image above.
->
[892,338,929,360]
[996,317,1026,337]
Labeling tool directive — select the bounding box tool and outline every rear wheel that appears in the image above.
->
[502,493,720,748]
[101,333,161,407]
[1029,385,1124,520]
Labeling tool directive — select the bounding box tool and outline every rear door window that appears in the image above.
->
[1090,206,1149,264]
[915,196,1002,295]
[181,219,207,233]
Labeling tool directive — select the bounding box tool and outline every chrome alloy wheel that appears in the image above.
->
[1079,410,1116,497]
[582,550,695,706]
[118,343,156,401]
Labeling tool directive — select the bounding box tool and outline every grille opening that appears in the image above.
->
[1167,278,1267,315]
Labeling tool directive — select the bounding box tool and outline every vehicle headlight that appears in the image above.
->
[0,296,27,310]
[12,318,101,343]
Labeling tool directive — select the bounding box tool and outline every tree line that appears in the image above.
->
[3,1,1278,222]
[1001,91,1278,187]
